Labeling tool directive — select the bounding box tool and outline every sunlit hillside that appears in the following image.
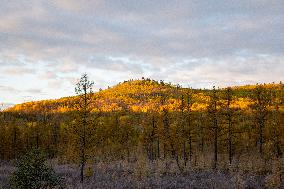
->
[1,78,284,188]
[7,79,283,114]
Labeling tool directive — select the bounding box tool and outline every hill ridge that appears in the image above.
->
[5,79,283,114]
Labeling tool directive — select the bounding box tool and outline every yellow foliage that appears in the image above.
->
[6,80,283,114]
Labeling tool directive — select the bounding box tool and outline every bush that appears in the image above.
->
[9,148,63,189]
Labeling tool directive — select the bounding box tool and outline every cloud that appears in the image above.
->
[1,0,283,59]
[0,85,43,95]
[155,54,284,88]
[25,88,43,94]
[4,67,36,75]
[88,56,146,74]
[40,71,57,80]
[0,85,20,93]
[0,0,283,103]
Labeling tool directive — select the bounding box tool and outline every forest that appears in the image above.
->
[0,75,283,188]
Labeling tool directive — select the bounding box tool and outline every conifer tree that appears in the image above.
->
[75,73,94,183]
[10,148,63,189]
[208,86,219,169]
[250,85,271,156]
[224,87,234,164]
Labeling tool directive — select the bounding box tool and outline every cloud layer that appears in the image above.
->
[0,0,283,103]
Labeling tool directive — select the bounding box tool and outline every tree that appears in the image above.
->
[10,148,62,189]
[250,85,271,156]
[224,87,234,164]
[269,85,284,157]
[185,90,194,165]
[208,86,219,169]
[75,73,94,183]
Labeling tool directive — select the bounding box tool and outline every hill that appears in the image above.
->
[1,78,284,188]
[6,79,284,114]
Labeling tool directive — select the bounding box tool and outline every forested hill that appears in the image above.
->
[6,79,284,114]
[1,79,284,181]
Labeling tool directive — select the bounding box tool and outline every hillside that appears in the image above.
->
[7,79,284,114]
[1,79,284,188]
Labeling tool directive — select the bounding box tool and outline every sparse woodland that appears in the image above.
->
[0,76,283,188]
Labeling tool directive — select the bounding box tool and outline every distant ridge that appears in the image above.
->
[0,103,14,110]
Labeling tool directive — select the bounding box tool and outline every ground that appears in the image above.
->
[1,160,283,189]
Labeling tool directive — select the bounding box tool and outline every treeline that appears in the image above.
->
[0,77,283,180]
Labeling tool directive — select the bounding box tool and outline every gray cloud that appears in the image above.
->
[25,88,43,94]
[88,56,146,74]
[4,67,36,75]
[0,85,43,95]
[0,85,20,93]
[1,0,283,59]
[0,0,283,102]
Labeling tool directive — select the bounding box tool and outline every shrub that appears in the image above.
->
[9,148,63,189]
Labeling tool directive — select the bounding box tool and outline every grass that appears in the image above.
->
[1,157,283,189]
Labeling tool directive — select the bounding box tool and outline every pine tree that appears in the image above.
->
[10,148,63,189]
[208,86,219,169]
[250,85,271,156]
[74,73,94,183]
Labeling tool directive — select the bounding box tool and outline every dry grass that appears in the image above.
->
[0,157,283,189]
[0,161,15,189]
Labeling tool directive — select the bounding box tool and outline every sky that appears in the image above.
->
[0,0,283,104]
